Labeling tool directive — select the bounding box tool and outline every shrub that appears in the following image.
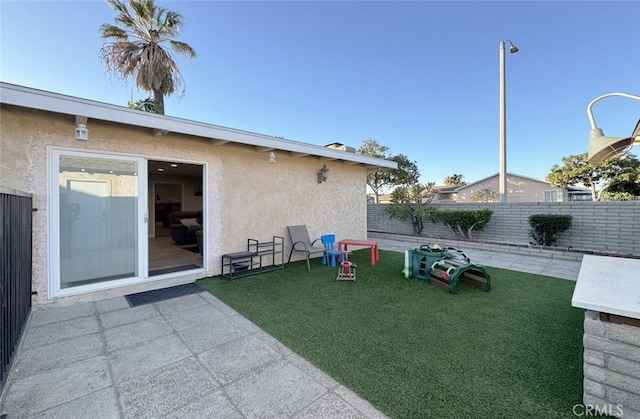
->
[433,209,493,239]
[528,214,572,246]
[386,183,435,235]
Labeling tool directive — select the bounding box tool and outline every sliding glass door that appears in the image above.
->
[50,150,147,296]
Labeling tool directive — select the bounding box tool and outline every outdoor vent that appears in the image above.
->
[325,142,356,153]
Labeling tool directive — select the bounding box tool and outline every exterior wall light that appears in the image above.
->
[586,92,640,163]
[317,165,329,183]
[75,116,89,141]
[269,151,276,163]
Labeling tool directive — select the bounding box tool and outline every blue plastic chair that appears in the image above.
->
[321,234,344,267]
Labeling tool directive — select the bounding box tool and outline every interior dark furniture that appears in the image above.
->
[195,230,203,255]
[168,211,203,245]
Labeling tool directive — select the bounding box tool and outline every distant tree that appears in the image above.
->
[358,140,420,203]
[443,174,466,186]
[100,0,197,114]
[386,182,436,235]
[599,159,640,200]
[358,139,391,203]
[127,96,159,112]
[358,138,389,158]
[471,187,497,202]
[389,154,420,187]
[547,152,640,201]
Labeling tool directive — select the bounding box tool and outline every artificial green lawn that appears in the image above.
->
[197,249,585,419]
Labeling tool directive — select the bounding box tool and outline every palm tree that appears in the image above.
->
[99,0,196,114]
[127,96,158,113]
[443,173,466,186]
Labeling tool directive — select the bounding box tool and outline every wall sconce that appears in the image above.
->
[194,186,202,196]
[269,151,276,163]
[75,124,89,141]
[317,164,329,183]
[75,116,89,141]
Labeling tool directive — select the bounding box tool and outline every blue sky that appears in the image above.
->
[1,0,639,185]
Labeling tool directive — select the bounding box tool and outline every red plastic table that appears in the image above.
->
[338,239,379,266]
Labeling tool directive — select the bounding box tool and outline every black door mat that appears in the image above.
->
[149,264,200,276]
[125,282,204,307]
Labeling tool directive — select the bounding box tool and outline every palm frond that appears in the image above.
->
[107,0,136,28]
[163,11,182,30]
[99,24,128,40]
[169,40,196,58]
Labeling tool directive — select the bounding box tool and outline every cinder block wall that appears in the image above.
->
[367,202,640,256]
[582,311,640,418]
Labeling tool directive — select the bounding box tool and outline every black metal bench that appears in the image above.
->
[221,236,284,279]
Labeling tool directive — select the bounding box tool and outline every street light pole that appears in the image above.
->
[499,40,518,203]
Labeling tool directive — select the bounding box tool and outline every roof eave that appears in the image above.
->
[0,82,397,170]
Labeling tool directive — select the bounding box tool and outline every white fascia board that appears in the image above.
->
[0,82,396,170]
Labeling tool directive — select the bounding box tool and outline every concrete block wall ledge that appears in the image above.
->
[572,255,640,418]
[366,202,640,255]
[368,231,640,262]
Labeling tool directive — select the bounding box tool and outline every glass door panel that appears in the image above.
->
[55,152,145,291]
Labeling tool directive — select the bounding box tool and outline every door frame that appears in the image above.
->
[48,147,149,298]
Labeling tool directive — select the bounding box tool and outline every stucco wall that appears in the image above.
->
[1,104,369,306]
[218,143,367,254]
[368,202,640,256]
[455,174,568,202]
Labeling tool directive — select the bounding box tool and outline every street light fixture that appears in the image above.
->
[499,40,518,203]
[586,92,640,163]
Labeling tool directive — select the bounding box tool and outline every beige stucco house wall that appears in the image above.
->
[0,83,396,308]
[454,173,568,203]
[376,174,573,204]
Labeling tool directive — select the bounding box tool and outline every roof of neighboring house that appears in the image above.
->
[0,82,397,170]
[433,172,588,195]
[431,185,461,194]
[459,172,551,189]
